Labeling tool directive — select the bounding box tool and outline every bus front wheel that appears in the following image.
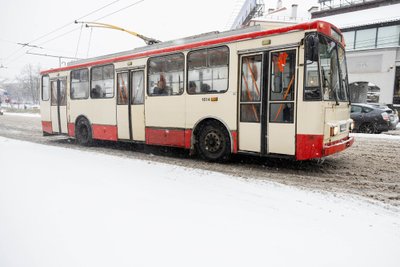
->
[75,118,93,146]
[196,122,231,162]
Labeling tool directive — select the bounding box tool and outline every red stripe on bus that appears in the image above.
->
[184,129,192,149]
[295,134,324,160]
[322,136,354,157]
[68,123,75,137]
[146,128,186,148]
[41,21,340,75]
[231,131,238,154]
[42,121,52,134]
[92,124,118,141]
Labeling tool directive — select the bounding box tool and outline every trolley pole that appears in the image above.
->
[75,21,161,45]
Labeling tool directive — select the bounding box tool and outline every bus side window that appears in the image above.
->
[304,34,322,101]
[51,80,57,106]
[240,55,262,123]
[148,54,184,96]
[269,50,296,123]
[91,64,114,99]
[132,71,144,104]
[270,51,295,101]
[71,69,89,100]
[187,46,229,94]
[42,75,50,101]
[117,72,129,105]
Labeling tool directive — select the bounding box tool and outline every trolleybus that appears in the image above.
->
[40,20,354,161]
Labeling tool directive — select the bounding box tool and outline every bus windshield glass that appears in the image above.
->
[319,35,349,102]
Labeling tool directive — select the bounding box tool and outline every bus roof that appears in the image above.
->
[41,20,341,75]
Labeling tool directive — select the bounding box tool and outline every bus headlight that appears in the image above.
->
[349,120,355,131]
[330,126,339,137]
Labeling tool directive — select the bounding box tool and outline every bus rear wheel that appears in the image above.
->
[196,122,231,162]
[75,118,93,146]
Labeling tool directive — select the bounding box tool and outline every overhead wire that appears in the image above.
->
[5,0,146,67]
[75,23,84,58]
[92,0,144,22]
[34,0,145,51]
[86,28,94,58]
[2,0,128,67]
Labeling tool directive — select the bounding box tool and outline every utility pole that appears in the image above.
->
[75,21,161,45]
[26,51,82,67]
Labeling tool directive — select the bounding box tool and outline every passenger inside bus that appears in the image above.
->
[91,84,102,98]
[153,75,170,95]
[188,81,197,94]
[200,83,210,93]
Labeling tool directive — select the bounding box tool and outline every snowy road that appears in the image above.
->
[1,112,400,206]
[0,136,399,267]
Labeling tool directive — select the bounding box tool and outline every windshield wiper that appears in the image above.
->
[333,84,340,105]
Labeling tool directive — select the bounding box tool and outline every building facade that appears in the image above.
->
[242,0,400,105]
[313,0,400,105]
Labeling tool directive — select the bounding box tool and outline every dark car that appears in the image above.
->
[387,105,399,130]
[368,103,399,130]
[350,103,390,134]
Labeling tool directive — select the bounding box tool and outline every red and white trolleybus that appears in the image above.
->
[40,20,354,161]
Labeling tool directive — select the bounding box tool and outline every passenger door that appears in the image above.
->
[116,70,145,141]
[238,54,263,152]
[50,78,68,134]
[265,49,297,155]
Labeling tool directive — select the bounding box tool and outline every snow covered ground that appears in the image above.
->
[0,137,399,267]
[351,132,400,140]
[1,112,40,118]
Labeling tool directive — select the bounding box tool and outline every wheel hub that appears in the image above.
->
[204,131,222,153]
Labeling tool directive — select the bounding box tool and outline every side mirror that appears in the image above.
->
[305,34,319,62]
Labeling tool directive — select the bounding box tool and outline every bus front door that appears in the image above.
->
[238,54,263,153]
[116,70,145,141]
[50,78,68,134]
[265,48,297,156]
[238,48,297,156]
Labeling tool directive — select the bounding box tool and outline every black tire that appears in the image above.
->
[75,118,93,146]
[196,122,231,162]
[359,123,375,134]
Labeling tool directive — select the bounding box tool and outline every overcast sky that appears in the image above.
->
[0,0,248,80]
[0,0,319,81]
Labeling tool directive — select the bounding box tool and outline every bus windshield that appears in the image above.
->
[304,34,349,102]
[320,35,349,103]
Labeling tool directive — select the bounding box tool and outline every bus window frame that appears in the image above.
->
[116,71,129,105]
[50,77,67,106]
[303,33,322,102]
[70,68,90,100]
[41,75,50,101]
[90,64,115,99]
[147,52,185,97]
[186,45,230,95]
[239,53,263,123]
[131,70,145,105]
[303,32,349,103]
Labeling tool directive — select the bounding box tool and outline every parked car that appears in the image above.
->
[350,103,391,134]
[387,105,399,130]
[368,103,399,130]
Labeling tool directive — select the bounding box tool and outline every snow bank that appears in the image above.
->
[2,112,40,118]
[0,137,399,267]
[351,132,400,140]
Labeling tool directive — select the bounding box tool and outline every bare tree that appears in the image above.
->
[16,64,41,104]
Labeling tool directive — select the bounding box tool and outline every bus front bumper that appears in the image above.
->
[322,136,354,157]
